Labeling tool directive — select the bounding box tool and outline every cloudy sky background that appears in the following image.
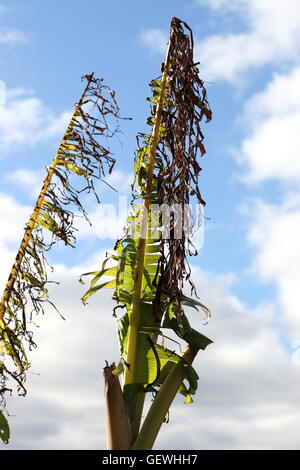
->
[1,0,300,450]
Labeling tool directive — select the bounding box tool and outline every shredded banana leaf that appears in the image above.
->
[82,19,213,405]
[0,74,123,419]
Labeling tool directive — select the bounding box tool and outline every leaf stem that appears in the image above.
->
[123,32,173,386]
[130,345,198,450]
[122,27,174,439]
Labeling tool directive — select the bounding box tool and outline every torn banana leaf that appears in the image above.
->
[0,74,123,421]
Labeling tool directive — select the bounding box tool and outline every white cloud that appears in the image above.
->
[103,169,132,194]
[6,168,44,197]
[246,195,300,340]
[196,0,300,81]
[5,88,31,100]
[140,29,167,55]
[76,203,125,241]
[0,4,30,44]
[0,89,72,154]
[0,193,30,248]
[235,65,300,341]
[194,34,266,82]
[245,67,300,120]
[43,110,72,139]
[0,192,299,449]
[238,66,300,183]
[241,114,300,183]
[76,200,130,242]
[198,0,300,82]
[142,1,300,82]
[0,193,32,296]
[4,268,117,450]
[155,269,300,450]
[197,0,252,13]
[0,28,30,45]
[2,261,300,450]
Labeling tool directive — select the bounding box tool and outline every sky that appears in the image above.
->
[1,0,300,450]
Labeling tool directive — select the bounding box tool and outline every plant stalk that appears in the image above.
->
[104,362,132,450]
[130,345,199,450]
[123,50,172,386]
[122,27,174,439]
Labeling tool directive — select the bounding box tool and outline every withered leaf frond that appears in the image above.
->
[0,74,122,430]
[82,19,213,410]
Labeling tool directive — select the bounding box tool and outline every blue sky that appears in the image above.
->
[1,0,300,450]
[0,0,273,298]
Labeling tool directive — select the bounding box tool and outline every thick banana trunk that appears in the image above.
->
[104,362,132,450]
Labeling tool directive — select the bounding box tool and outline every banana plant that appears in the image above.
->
[0,74,122,444]
[81,17,213,450]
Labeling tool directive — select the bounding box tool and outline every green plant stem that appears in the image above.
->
[123,52,172,387]
[123,384,146,441]
[130,345,199,450]
[122,29,174,434]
